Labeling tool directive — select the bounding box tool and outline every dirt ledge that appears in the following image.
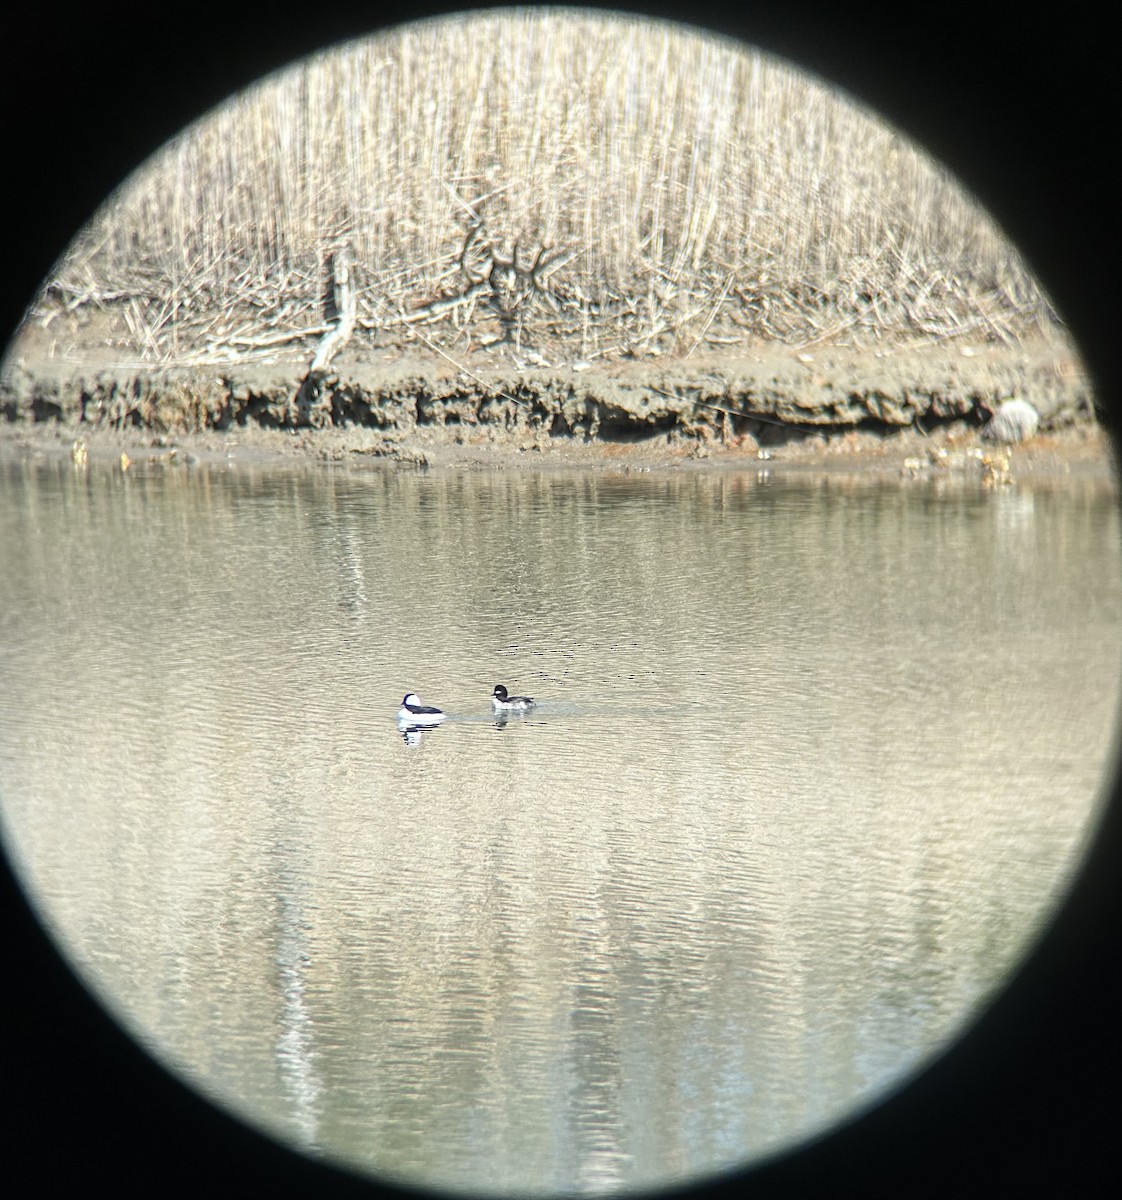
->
[0,334,1112,484]
[1,402,1113,487]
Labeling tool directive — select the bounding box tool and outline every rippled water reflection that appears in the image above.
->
[1,458,1118,1194]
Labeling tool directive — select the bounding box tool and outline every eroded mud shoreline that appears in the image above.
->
[1,406,1113,485]
[0,334,1113,483]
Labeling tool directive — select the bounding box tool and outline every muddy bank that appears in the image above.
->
[0,333,1108,481]
[1,337,1095,439]
[1,396,1113,489]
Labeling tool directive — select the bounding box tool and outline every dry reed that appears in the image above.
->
[31,9,1057,363]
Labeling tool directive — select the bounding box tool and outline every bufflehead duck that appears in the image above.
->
[397,693,446,724]
[492,684,536,712]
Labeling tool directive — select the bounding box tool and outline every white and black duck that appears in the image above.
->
[397,693,446,724]
[492,684,536,713]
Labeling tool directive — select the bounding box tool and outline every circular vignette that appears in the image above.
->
[2,3,1119,1198]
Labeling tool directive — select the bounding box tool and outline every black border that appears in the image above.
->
[4,3,1120,1197]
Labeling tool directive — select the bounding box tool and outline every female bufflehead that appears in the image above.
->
[397,693,446,724]
[492,684,536,712]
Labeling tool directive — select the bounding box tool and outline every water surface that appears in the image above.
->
[1,458,1118,1195]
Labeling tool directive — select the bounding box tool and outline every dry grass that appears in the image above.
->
[28,9,1058,364]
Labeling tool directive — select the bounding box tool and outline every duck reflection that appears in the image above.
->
[492,711,543,732]
[397,721,445,747]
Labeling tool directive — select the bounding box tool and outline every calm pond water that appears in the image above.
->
[1,455,1119,1195]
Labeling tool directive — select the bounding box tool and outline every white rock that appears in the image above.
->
[982,398,1039,444]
